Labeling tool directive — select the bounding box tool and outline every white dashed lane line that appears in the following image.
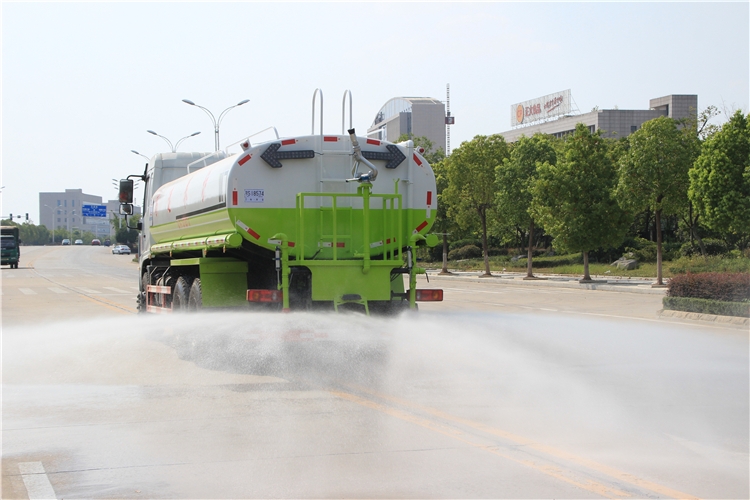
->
[19,462,57,500]
[47,287,69,294]
[18,288,37,295]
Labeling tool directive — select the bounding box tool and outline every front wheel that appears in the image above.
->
[188,278,202,311]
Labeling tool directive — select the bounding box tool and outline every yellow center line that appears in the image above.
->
[81,295,135,314]
[329,389,631,499]
[340,382,700,500]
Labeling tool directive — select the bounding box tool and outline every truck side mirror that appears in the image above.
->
[119,179,134,204]
[120,204,133,215]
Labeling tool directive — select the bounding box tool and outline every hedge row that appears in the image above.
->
[663,296,750,318]
[666,272,750,302]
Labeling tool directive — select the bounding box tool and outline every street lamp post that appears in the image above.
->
[182,99,249,151]
[146,130,201,152]
[43,204,56,244]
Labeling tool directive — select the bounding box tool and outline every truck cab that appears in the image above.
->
[1,226,21,269]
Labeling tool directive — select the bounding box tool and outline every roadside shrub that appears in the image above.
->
[702,238,730,256]
[663,296,750,318]
[624,237,657,263]
[666,272,750,303]
[449,239,482,251]
[448,244,482,260]
[668,256,750,274]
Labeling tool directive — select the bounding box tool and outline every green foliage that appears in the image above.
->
[668,255,750,274]
[663,296,749,318]
[531,124,629,254]
[688,111,750,241]
[443,134,509,273]
[624,237,658,262]
[448,244,483,260]
[618,116,698,216]
[496,133,557,231]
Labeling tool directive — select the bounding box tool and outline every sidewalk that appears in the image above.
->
[422,268,749,329]
[423,268,666,295]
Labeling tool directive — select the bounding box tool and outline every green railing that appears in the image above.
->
[295,181,403,266]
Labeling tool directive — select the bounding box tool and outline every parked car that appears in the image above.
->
[91,239,101,246]
[112,245,131,255]
[74,239,83,245]
[61,239,71,246]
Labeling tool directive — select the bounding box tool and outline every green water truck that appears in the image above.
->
[120,122,442,314]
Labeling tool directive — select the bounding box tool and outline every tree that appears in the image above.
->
[617,117,697,285]
[443,135,509,276]
[689,110,750,248]
[532,124,629,282]
[496,133,557,278]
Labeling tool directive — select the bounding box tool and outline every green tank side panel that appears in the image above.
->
[150,206,435,258]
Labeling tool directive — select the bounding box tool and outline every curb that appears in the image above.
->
[423,271,667,295]
[658,309,749,327]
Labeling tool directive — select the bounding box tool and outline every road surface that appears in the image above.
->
[2,246,748,499]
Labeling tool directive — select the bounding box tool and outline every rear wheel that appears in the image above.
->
[172,276,193,312]
[188,278,202,311]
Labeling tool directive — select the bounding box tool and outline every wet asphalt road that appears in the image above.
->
[2,246,748,499]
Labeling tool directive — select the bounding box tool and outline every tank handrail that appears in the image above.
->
[222,126,280,154]
[312,88,323,136]
[186,151,227,174]
[341,90,352,134]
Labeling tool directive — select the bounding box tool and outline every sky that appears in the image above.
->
[2,2,748,225]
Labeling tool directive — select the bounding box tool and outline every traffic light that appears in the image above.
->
[25,213,29,221]
[8,213,12,220]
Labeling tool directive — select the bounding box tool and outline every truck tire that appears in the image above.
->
[188,278,202,311]
[172,276,192,312]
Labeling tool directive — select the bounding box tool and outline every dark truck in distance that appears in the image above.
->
[1,226,21,269]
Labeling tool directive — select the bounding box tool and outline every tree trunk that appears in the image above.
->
[441,233,449,274]
[480,210,491,276]
[655,208,663,286]
[526,219,535,278]
[582,251,591,281]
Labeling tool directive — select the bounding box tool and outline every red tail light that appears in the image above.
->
[247,289,283,303]
[414,289,443,301]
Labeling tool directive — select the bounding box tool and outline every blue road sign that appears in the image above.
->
[82,204,107,218]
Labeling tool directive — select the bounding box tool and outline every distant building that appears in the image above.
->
[499,94,697,142]
[367,97,447,153]
[39,189,141,238]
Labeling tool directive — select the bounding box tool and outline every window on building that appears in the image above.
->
[57,200,61,206]
[64,200,67,207]
[631,125,638,133]
[57,218,61,223]
[72,200,75,207]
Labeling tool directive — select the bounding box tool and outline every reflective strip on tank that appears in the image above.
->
[236,220,260,240]
[366,138,381,146]
[414,221,428,233]
[238,154,251,166]
[370,240,383,248]
[413,154,423,166]
[282,139,296,146]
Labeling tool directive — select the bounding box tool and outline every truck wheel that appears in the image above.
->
[172,276,192,312]
[188,278,202,311]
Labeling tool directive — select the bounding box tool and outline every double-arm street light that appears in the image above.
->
[182,99,249,151]
[146,130,201,152]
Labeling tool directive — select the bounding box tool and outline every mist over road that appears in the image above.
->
[2,247,748,498]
